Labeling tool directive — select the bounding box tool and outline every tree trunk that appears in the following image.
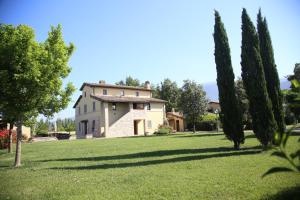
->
[14,119,23,167]
[8,123,13,153]
[192,115,196,133]
[234,141,240,150]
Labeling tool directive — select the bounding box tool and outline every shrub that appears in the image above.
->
[154,125,172,135]
[186,119,218,131]
[0,129,17,149]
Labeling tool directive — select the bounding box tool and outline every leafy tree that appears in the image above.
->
[179,80,208,133]
[257,9,285,135]
[285,64,300,118]
[116,76,140,86]
[35,119,50,135]
[0,24,75,167]
[235,78,252,129]
[158,79,180,112]
[56,118,75,133]
[213,11,244,149]
[240,9,277,147]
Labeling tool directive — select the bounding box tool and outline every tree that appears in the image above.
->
[257,9,285,136]
[116,76,140,86]
[179,80,208,133]
[240,9,277,147]
[235,78,252,129]
[56,118,75,133]
[35,119,50,135]
[285,63,300,118]
[158,79,180,112]
[0,24,75,166]
[213,11,244,149]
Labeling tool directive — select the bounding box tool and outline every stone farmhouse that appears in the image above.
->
[73,81,166,138]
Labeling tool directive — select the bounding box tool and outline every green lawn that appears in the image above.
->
[0,132,299,200]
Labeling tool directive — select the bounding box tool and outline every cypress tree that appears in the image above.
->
[213,11,244,149]
[257,9,285,136]
[240,9,277,147]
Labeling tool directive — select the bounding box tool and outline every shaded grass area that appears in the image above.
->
[0,131,299,200]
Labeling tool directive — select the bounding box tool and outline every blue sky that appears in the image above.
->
[1,0,299,119]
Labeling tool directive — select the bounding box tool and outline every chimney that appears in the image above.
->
[99,80,106,84]
[144,81,151,89]
[172,108,175,113]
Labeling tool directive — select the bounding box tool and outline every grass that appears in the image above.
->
[0,131,299,200]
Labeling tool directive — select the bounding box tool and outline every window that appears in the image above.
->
[84,92,86,97]
[133,103,144,110]
[92,120,95,132]
[93,102,96,112]
[136,91,139,97]
[146,103,151,110]
[112,103,116,110]
[120,90,125,96]
[78,107,81,115]
[84,104,87,113]
[92,87,95,94]
[147,120,152,129]
[103,89,107,95]
[78,122,81,132]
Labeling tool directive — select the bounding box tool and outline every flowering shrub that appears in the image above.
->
[0,129,17,149]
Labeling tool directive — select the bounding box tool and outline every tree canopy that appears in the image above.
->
[213,10,244,149]
[0,24,75,166]
[179,80,208,133]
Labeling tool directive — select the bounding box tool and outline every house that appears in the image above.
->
[207,101,221,113]
[166,109,184,132]
[73,81,166,138]
[0,114,31,140]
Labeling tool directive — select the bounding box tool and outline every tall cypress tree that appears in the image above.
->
[257,9,285,136]
[213,11,244,149]
[240,9,277,147]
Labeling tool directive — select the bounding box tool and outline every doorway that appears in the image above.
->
[176,120,180,132]
[134,120,138,135]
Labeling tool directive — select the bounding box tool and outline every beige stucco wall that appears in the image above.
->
[10,125,31,139]
[84,86,151,98]
[75,86,165,138]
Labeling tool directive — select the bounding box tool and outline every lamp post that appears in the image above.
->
[214,109,219,132]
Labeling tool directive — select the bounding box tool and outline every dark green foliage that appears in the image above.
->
[240,9,277,147]
[213,11,244,149]
[179,80,208,133]
[235,78,252,129]
[115,76,140,86]
[158,79,180,112]
[285,64,300,117]
[257,10,285,135]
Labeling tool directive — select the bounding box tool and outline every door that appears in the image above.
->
[176,120,180,132]
[134,120,138,135]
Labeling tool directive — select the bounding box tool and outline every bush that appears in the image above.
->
[0,129,17,149]
[154,125,172,135]
[186,120,218,131]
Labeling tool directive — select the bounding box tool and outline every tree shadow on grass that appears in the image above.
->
[38,146,261,163]
[174,133,224,138]
[48,148,261,170]
[261,186,300,200]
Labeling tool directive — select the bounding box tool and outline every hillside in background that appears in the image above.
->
[203,78,290,102]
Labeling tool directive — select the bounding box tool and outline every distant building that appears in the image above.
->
[207,101,221,113]
[166,109,184,132]
[73,81,166,138]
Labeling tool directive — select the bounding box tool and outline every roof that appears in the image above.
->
[79,82,152,91]
[166,112,184,119]
[90,94,166,103]
[208,101,219,104]
[73,95,82,108]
